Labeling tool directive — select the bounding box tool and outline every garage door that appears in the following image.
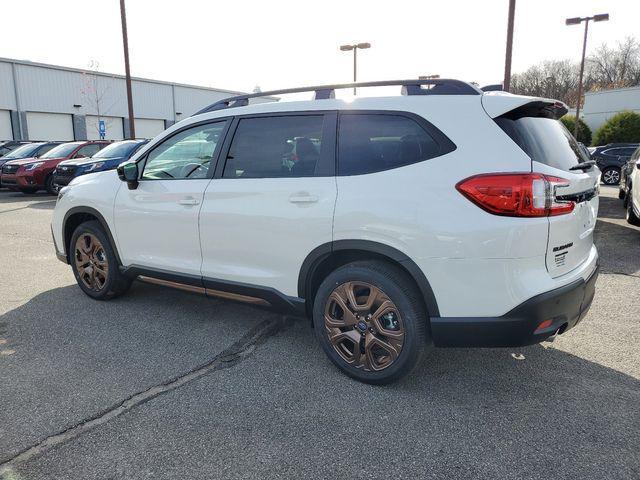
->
[26,112,74,141]
[134,118,165,139]
[86,116,124,140]
[0,110,12,140]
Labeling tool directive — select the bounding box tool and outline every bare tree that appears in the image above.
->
[81,60,118,139]
[510,36,640,107]
[586,37,640,89]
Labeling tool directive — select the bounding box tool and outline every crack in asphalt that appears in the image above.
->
[600,271,640,279]
[0,315,291,473]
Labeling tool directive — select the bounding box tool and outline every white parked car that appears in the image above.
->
[52,80,600,384]
[626,156,640,227]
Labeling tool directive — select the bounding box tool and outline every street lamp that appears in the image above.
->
[339,42,371,94]
[566,13,609,139]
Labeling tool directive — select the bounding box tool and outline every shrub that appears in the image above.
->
[560,115,592,145]
[592,110,640,146]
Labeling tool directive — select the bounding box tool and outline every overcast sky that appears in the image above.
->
[1,0,637,94]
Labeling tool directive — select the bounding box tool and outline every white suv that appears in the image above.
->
[52,80,600,384]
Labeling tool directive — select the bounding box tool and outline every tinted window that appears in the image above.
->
[495,117,588,170]
[142,121,225,180]
[338,114,442,176]
[606,147,636,156]
[75,144,103,158]
[41,143,82,159]
[223,116,324,179]
[94,141,143,159]
[3,143,44,159]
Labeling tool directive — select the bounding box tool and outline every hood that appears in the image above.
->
[2,156,41,167]
[70,156,126,167]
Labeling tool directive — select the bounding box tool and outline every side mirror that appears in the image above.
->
[636,160,640,168]
[117,162,139,190]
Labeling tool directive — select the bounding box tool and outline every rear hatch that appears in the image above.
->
[487,97,599,278]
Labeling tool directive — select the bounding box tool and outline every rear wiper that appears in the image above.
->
[569,160,596,171]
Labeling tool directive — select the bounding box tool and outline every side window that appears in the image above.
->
[223,116,324,178]
[338,114,446,176]
[75,144,101,158]
[142,121,226,180]
[37,144,57,157]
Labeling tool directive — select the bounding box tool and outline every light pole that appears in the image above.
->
[339,43,371,94]
[120,0,135,139]
[503,0,516,92]
[566,13,609,139]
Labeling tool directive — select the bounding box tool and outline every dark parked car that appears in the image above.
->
[54,139,148,189]
[0,142,61,187]
[619,145,640,202]
[591,143,639,185]
[0,141,32,158]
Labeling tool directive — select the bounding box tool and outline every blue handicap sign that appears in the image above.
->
[98,120,106,140]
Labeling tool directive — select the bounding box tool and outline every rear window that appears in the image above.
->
[495,116,589,171]
[338,114,451,176]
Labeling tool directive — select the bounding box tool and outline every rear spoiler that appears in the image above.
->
[482,92,568,120]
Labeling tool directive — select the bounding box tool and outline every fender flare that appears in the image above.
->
[62,206,123,265]
[298,240,440,317]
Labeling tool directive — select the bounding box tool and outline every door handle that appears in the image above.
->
[289,192,319,203]
[178,197,200,206]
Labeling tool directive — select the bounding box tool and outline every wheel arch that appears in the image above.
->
[298,240,440,318]
[62,207,122,265]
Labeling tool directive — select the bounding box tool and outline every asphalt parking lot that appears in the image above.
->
[0,186,638,479]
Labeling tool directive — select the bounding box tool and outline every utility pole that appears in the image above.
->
[120,0,136,138]
[566,13,609,139]
[503,0,516,92]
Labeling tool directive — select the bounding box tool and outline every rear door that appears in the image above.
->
[494,111,598,277]
[199,112,337,296]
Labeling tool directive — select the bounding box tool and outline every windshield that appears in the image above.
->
[41,143,81,159]
[3,143,43,159]
[495,117,590,171]
[93,141,141,159]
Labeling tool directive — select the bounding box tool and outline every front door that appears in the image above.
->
[114,120,229,276]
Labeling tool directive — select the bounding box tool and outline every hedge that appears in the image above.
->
[593,110,640,146]
[560,115,592,145]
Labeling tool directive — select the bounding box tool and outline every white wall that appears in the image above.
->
[582,86,640,132]
[134,118,165,139]
[0,110,13,140]
[26,112,74,141]
[86,115,124,140]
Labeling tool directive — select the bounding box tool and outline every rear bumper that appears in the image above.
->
[430,265,598,347]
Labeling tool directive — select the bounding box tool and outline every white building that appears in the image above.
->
[0,57,269,141]
[582,86,640,132]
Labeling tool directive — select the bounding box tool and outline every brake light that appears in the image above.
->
[456,173,575,217]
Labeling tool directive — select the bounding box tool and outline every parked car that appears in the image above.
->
[0,140,32,158]
[54,139,149,189]
[52,80,599,384]
[626,154,640,226]
[0,142,61,187]
[619,145,640,202]
[590,143,639,185]
[1,140,109,194]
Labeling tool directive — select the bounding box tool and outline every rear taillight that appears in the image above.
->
[456,173,575,217]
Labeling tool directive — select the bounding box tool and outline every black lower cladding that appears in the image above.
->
[430,266,599,348]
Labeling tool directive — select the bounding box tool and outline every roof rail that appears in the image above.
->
[193,79,481,116]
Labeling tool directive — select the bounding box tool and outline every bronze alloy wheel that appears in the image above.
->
[324,282,404,371]
[74,233,109,292]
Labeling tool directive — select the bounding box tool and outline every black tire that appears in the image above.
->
[601,167,621,185]
[312,260,429,385]
[19,187,38,194]
[618,187,625,200]
[70,220,132,300]
[45,174,58,195]
[626,198,640,226]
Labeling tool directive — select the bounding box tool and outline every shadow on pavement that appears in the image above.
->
[595,196,640,275]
